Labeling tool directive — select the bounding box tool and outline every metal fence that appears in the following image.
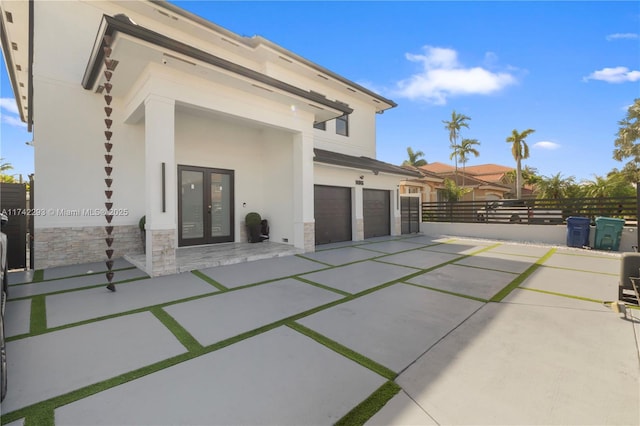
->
[422,197,638,226]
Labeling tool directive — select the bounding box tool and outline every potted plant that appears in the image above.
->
[245,212,262,243]
[139,216,146,253]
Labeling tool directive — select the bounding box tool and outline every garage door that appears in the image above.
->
[314,185,352,245]
[363,189,390,238]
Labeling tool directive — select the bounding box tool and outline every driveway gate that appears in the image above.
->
[0,183,27,269]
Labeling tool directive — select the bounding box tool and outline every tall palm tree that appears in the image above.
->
[442,110,470,173]
[455,138,480,186]
[402,147,427,168]
[506,128,535,199]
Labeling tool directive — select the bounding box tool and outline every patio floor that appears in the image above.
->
[2,233,638,425]
[126,240,304,273]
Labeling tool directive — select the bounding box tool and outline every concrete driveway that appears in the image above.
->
[2,234,638,425]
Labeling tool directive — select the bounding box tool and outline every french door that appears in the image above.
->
[178,165,234,246]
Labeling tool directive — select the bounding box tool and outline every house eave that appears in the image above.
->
[81,14,354,116]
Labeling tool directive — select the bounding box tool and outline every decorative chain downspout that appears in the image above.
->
[103,35,116,292]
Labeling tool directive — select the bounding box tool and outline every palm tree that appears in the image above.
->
[402,147,427,168]
[454,138,480,186]
[613,99,640,182]
[506,128,535,199]
[442,110,471,173]
[535,173,576,199]
[0,158,15,183]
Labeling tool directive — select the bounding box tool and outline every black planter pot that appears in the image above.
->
[247,224,262,243]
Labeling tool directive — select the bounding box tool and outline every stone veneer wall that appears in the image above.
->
[355,218,364,241]
[34,225,143,270]
[304,222,315,252]
[149,229,177,276]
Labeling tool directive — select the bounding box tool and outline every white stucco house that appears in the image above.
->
[1,0,420,276]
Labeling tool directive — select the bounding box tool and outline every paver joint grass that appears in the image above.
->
[334,381,402,426]
[490,248,556,302]
[287,322,396,380]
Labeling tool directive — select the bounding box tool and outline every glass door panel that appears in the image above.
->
[210,173,231,237]
[180,170,204,240]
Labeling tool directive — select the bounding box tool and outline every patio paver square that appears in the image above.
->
[54,326,386,426]
[298,283,483,372]
[301,246,381,266]
[198,255,328,288]
[542,252,620,274]
[300,261,417,294]
[164,279,344,346]
[358,240,429,254]
[502,288,611,311]
[397,300,639,425]
[378,250,462,270]
[42,258,133,280]
[407,264,517,300]
[454,251,537,274]
[485,243,553,258]
[401,235,445,246]
[518,265,619,301]
[7,270,33,285]
[4,299,31,337]
[3,312,186,413]
[46,272,216,327]
[10,268,148,299]
[421,242,488,255]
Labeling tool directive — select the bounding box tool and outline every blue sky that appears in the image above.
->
[1,1,638,183]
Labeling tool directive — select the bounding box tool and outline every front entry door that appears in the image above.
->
[178,165,234,246]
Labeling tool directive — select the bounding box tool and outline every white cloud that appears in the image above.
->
[533,141,560,150]
[1,115,27,128]
[606,33,639,41]
[0,98,19,115]
[584,66,640,83]
[395,46,517,104]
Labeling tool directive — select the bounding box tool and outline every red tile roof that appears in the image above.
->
[420,162,456,173]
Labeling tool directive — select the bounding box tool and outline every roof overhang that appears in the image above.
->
[0,0,33,131]
[82,15,353,123]
[314,149,422,178]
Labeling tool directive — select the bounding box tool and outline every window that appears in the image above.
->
[313,121,326,131]
[336,114,349,136]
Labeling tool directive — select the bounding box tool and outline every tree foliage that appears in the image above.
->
[441,178,471,202]
[442,111,471,172]
[402,147,427,168]
[506,128,535,199]
[612,99,640,183]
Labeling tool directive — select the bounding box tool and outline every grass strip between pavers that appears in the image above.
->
[32,269,44,282]
[490,248,556,302]
[190,270,228,291]
[403,281,488,303]
[29,295,46,334]
[518,287,640,309]
[294,276,352,297]
[18,266,139,285]
[23,406,54,426]
[287,322,396,380]
[150,307,204,353]
[334,381,401,426]
[9,276,150,302]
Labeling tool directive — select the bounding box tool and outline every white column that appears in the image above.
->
[292,132,315,251]
[144,95,177,275]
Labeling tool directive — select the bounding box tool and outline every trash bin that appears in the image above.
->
[594,217,625,251]
[566,216,591,248]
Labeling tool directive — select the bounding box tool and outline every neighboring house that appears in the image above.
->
[0,0,420,275]
[402,162,510,202]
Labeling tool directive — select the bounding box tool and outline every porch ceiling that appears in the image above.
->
[83,15,350,124]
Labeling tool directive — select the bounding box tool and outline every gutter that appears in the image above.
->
[82,15,353,116]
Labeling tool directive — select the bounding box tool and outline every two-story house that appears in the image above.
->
[1,0,419,275]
